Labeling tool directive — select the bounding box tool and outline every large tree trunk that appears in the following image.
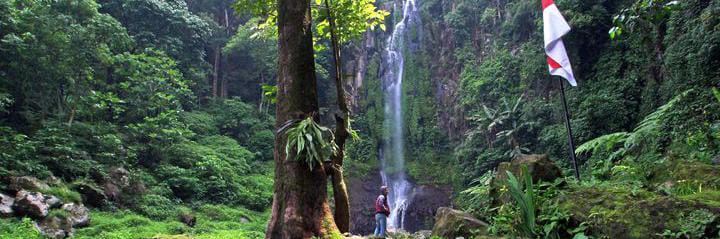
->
[266,0,339,238]
[324,0,351,233]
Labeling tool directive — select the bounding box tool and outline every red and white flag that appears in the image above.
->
[543,0,577,86]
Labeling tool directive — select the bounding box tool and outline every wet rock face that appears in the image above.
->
[14,190,49,218]
[402,185,453,232]
[348,170,452,235]
[348,170,382,235]
[0,193,14,217]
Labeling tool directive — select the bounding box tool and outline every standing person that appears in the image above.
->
[374,186,390,238]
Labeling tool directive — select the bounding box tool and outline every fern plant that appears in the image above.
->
[576,90,692,163]
[458,170,495,219]
[506,166,536,237]
[625,89,691,152]
[279,116,338,171]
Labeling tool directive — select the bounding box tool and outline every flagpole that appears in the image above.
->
[556,76,580,181]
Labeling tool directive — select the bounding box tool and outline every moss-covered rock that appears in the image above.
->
[650,159,720,195]
[71,182,106,208]
[431,207,489,238]
[36,214,74,239]
[559,184,720,238]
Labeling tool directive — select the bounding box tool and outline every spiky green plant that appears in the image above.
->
[279,116,337,171]
[506,166,536,237]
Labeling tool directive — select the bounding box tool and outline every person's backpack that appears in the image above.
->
[374,195,388,215]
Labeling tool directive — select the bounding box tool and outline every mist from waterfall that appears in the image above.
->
[379,0,419,231]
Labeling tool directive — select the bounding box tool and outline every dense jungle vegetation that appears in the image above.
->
[0,0,719,238]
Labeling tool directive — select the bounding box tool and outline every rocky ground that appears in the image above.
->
[1,176,90,238]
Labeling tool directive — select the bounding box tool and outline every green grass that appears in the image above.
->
[40,185,83,203]
[0,218,43,239]
[72,205,268,239]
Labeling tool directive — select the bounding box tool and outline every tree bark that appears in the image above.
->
[212,46,220,98]
[325,0,351,233]
[266,0,340,238]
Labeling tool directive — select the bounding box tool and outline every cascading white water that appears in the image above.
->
[379,0,419,231]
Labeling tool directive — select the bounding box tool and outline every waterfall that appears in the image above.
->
[379,0,419,231]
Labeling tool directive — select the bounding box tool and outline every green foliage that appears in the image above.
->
[314,0,389,44]
[0,93,12,114]
[0,218,43,239]
[113,50,194,122]
[223,20,278,102]
[260,84,278,104]
[137,194,179,220]
[98,0,212,92]
[181,111,220,137]
[575,132,631,156]
[575,90,695,177]
[75,206,268,238]
[0,0,278,237]
[505,167,536,237]
[610,0,680,39]
[0,0,132,124]
[234,0,388,47]
[281,117,338,171]
[457,171,494,220]
[41,186,83,203]
[660,209,718,238]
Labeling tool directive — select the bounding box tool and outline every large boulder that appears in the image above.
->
[104,167,130,202]
[72,182,106,207]
[13,190,49,218]
[0,193,14,217]
[35,215,74,239]
[431,207,489,239]
[490,154,562,206]
[9,176,50,192]
[411,230,433,239]
[61,203,90,227]
[560,184,720,238]
[108,167,130,187]
[45,195,62,209]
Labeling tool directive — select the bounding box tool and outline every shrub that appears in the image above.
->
[137,194,178,220]
[33,122,95,179]
[181,111,219,137]
[157,165,205,200]
[0,218,43,239]
[248,129,274,161]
